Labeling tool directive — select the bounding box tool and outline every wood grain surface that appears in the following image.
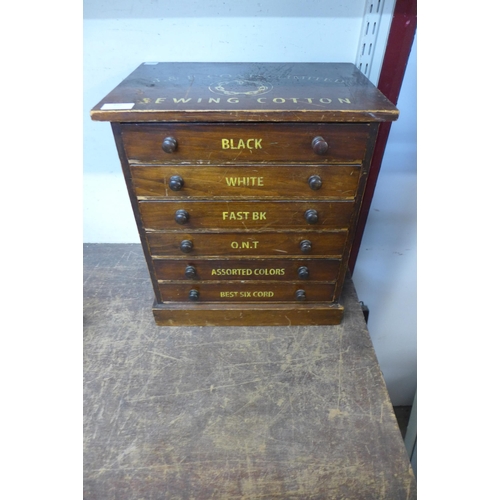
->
[130,164,361,199]
[90,62,399,123]
[120,123,370,164]
[139,200,355,231]
[146,230,348,257]
[152,301,344,327]
[97,63,389,326]
[158,282,336,303]
[152,258,340,281]
[83,243,416,499]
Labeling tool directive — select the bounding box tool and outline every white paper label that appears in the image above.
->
[100,103,135,110]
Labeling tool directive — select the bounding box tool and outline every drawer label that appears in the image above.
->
[221,138,263,150]
[225,176,264,187]
[222,211,266,221]
[211,268,285,276]
[220,291,275,298]
[230,241,259,249]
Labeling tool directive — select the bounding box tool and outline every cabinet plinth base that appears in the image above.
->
[152,301,344,326]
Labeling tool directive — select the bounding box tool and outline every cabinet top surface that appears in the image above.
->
[90,62,398,123]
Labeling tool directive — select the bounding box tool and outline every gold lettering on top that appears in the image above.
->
[225,177,264,187]
[222,212,266,221]
[221,138,263,150]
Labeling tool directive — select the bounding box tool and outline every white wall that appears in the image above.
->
[83,1,416,405]
[353,34,417,405]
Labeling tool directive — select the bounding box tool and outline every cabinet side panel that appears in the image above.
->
[333,122,379,301]
[111,122,162,303]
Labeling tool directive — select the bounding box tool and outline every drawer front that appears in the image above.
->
[153,258,340,281]
[147,231,347,257]
[131,164,361,199]
[121,123,370,164]
[139,200,355,230]
[159,283,335,302]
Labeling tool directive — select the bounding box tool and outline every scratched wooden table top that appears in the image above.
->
[83,243,416,499]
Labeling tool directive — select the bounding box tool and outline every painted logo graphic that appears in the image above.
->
[209,79,273,96]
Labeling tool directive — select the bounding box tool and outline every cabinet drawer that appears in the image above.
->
[153,258,340,281]
[139,200,355,230]
[121,123,370,164]
[159,283,335,302]
[147,231,347,257]
[131,164,361,199]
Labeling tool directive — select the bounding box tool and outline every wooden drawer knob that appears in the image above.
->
[297,266,309,279]
[180,240,193,253]
[188,289,199,301]
[162,136,178,153]
[311,136,329,155]
[304,209,319,224]
[169,175,184,191]
[308,175,322,191]
[300,240,312,254]
[295,289,306,301]
[175,209,189,225]
[185,265,197,278]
